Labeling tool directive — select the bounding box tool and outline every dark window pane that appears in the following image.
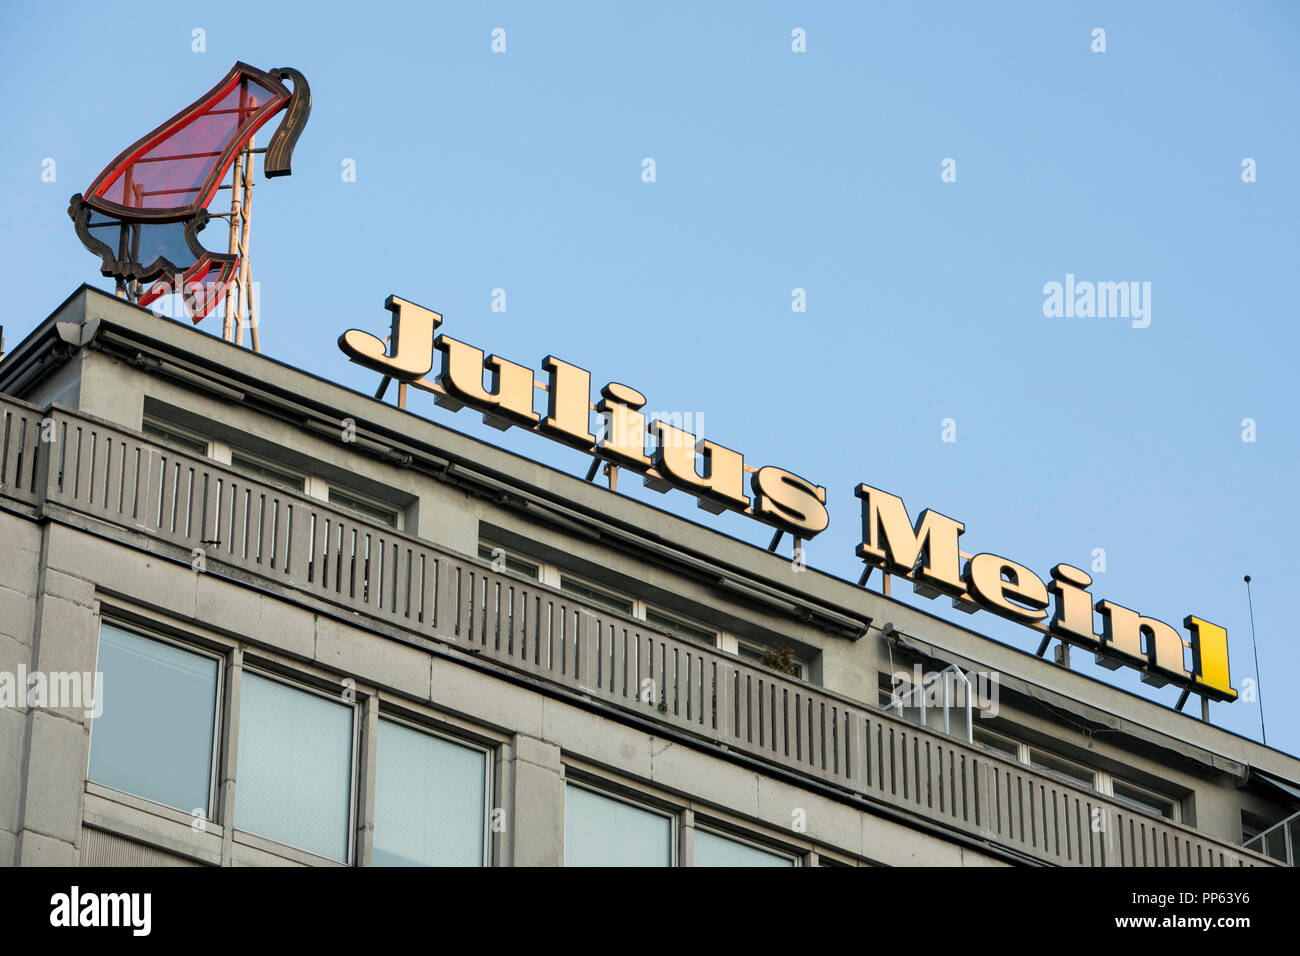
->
[329,489,397,528]
[558,576,633,616]
[230,453,304,492]
[142,420,207,457]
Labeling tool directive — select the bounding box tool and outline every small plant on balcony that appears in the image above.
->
[761,645,799,676]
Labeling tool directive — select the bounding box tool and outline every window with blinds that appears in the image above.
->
[233,672,355,863]
[373,719,489,866]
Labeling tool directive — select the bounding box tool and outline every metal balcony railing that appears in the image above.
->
[1244,810,1299,865]
[0,394,1281,867]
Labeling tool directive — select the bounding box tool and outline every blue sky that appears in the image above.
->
[2,1,1296,753]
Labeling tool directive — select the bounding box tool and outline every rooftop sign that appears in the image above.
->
[338,295,1237,707]
[854,485,1236,703]
[339,296,830,541]
[68,62,310,322]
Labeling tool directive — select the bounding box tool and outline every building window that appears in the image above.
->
[234,672,355,863]
[1241,812,1296,864]
[229,451,306,493]
[645,607,717,648]
[88,623,220,817]
[476,538,813,680]
[1111,779,1177,821]
[558,573,635,617]
[477,544,541,580]
[373,719,489,866]
[475,539,814,682]
[1255,825,1295,864]
[141,418,209,458]
[737,639,805,679]
[897,688,1182,817]
[694,828,797,867]
[143,417,404,528]
[1029,748,1096,791]
[1242,811,1272,846]
[564,784,674,866]
[972,726,1021,762]
[328,487,400,529]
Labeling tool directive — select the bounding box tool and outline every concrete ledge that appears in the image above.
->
[230,830,345,867]
[314,615,431,701]
[430,655,546,738]
[651,739,761,818]
[82,790,220,866]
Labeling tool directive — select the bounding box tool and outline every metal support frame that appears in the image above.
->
[221,132,260,352]
[222,143,245,341]
[889,663,975,744]
[1244,809,1298,865]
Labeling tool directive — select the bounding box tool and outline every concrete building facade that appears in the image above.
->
[0,286,1296,867]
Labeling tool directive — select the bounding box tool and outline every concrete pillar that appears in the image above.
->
[504,733,564,867]
[15,527,99,865]
[0,513,43,865]
[355,693,379,865]
[218,647,243,867]
[679,808,695,866]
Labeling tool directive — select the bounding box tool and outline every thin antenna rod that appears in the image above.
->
[1244,574,1267,745]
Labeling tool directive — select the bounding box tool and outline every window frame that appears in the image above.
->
[692,822,802,867]
[644,605,719,649]
[972,725,1022,762]
[234,665,362,866]
[143,416,407,529]
[967,717,1183,821]
[140,416,212,459]
[736,638,806,679]
[1028,747,1098,792]
[88,618,226,822]
[476,539,813,682]
[328,485,402,530]
[373,710,495,867]
[228,448,308,494]
[1105,775,1180,822]
[477,543,543,582]
[563,779,679,867]
[882,671,1186,819]
[557,570,636,617]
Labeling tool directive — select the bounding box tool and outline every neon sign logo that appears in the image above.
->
[67,62,310,320]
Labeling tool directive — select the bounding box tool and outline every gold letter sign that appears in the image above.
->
[854,484,1236,703]
[339,295,829,540]
[339,295,1235,707]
